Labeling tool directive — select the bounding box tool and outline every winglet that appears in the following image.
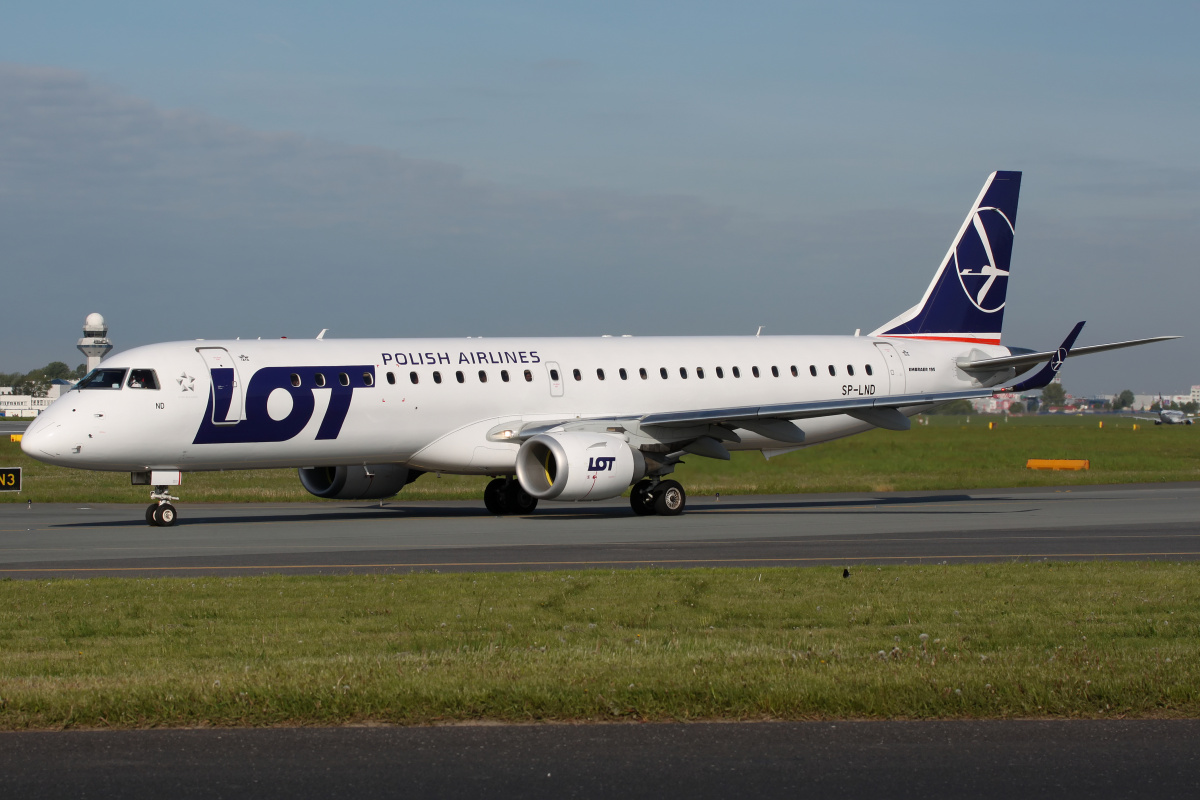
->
[1001,321,1085,393]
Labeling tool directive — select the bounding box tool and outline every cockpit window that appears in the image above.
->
[127,369,160,390]
[77,368,128,389]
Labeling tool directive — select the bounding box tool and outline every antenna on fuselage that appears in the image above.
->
[317,329,328,340]
[755,326,764,337]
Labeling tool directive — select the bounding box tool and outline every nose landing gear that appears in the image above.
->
[146,485,179,527]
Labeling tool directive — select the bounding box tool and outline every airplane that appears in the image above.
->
[21,171,1178,526]
[1132,397,1195,425]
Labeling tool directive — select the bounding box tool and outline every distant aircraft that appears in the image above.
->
[22,171,1178,526]
[1133,397,1195,425]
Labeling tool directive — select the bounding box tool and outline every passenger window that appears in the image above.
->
[524,369,533,382]
[338,373,350,387]
[771,366,779,378]
[790,366,798,377]
[865,364,873,376]
[501,370,510,382]
[809,365,817,377]
[315,373,326,387]
[828,365,836,376]
[550,369,560,381]
[619,368,628,380]
[697,367,705,379]
[847,365,855,377]
[362,373,374,386]
[660,367,668,379]
[597,368,605,381]
[732,366,741,378]
[456,371,465,383]
[410,372,419,385]
[572,368,582,381]
[127,369,159,389]
[716,366,724,378]
[680,367,688,379]
[639,368,648,380]
[478,370,488,383]
[433,371,443,384]
[752,366,760,378]
[291,373,303,387]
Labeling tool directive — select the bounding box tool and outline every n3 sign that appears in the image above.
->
[587,456,616,472]
[0,467,21,492]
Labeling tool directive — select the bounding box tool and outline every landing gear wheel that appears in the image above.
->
[152,503,178,527]
[630,481,656,516]
[146,503,161,527]
[653,480,686,516]
[503,483,538,515]
[484,479,507,515]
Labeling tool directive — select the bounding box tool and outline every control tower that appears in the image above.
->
[77,313,113,372]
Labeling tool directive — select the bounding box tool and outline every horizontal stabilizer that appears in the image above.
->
[960,335,1179,373]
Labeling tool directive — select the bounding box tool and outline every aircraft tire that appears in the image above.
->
[483,478,508,515]
[630,481,656,516]
[653,480,686,516]
[503,483,538,515]
[153,503,178,527]
[146,503,161,527]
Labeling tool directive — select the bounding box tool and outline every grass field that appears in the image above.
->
[1,562,1198,729]
[3,415,1198,504]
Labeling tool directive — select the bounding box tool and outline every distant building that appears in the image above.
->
[971,391,1019,413]
[0,395,53,417]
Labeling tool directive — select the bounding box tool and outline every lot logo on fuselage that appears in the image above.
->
[193,365,375,445]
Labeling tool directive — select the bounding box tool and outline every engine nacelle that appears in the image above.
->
[515,432,645,502]
[298,464,415,500]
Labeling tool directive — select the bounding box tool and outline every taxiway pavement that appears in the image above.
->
[3,721,1199,799]
[2,483,1198,577]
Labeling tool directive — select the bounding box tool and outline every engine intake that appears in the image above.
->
[298,464,417,500]
[515,432,645,502]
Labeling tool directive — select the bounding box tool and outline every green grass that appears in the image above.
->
[1,562,1198,728]
[3,415,1197,504]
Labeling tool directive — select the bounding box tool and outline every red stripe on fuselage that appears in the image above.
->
[883,335,1002,345]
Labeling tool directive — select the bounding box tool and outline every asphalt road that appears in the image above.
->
[3,721,1199,799]
[2,483,1198,577]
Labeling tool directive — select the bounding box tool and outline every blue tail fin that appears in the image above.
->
[871,171,1022,345]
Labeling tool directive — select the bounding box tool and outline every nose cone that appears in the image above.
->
[20,408,68,463]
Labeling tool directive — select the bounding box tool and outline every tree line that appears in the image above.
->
[0,362,88,397]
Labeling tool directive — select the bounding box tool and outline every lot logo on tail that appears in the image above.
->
[955,207,1014,313]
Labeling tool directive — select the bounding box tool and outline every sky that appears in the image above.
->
[2,1,1198,396]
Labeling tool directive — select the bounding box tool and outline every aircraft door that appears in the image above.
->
[545,361,564,397]
[196,347,244,425]
[873,342,906,395]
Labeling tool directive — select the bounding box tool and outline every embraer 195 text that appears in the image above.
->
[22,172,1176,526]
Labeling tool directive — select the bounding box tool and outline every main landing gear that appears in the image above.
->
[146,485,179,527]
[484,477,539,515]
[630,479,686,517]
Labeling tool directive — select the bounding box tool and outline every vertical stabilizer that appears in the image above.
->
[871,171,1021,345]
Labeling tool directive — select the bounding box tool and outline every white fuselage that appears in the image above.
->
[22,335,1008,474]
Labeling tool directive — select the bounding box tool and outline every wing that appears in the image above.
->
[513,387,992,453]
